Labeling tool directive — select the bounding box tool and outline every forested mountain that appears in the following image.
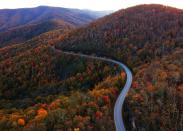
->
[0,6,110,47]
[57,4,183,66]
[0,4,182,131]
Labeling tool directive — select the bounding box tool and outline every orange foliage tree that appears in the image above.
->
[18,118,25,126]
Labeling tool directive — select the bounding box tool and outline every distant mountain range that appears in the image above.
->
[0,6,112,47]
[0,6,111,31]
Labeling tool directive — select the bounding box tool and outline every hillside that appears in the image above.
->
[57,4,183,66]
[125,48,183,131]
[0,20,74,47]
[0,44,122,130]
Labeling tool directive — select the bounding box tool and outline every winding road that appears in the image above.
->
[52,46,133,131]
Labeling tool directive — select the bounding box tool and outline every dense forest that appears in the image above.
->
[0,4,182,131]
[125,48,183,131]
[0,43,125,130]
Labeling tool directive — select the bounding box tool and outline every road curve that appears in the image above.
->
[52,46,133,131]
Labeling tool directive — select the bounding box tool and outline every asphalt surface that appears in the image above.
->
[52,47,133,131]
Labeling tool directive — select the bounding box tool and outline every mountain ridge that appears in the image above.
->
[0,6,111,31]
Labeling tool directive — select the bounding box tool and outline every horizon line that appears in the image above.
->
[0,4,183,11]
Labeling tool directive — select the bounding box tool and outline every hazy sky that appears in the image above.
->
[0,0,183,11]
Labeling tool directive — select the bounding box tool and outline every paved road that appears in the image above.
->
[52,47,133,131]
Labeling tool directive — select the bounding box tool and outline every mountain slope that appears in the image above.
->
[0,43,121,131]
[57,4,183,66]
[125,48,183,131]
[0,20,74,47]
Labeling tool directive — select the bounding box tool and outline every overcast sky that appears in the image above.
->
[0,0,183,11]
